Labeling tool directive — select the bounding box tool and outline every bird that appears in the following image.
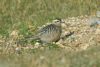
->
[26,18,65,44]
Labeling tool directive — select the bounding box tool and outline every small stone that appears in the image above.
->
[34,42,40,48]
[10,30,19,36]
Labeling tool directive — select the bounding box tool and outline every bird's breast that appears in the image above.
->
[39,26,61,43]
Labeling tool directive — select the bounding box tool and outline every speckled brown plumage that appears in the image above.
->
[28,18,64,43]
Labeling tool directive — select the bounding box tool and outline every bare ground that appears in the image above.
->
[0,16,100,54]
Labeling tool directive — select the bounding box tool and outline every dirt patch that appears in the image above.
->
[0,16,100,54]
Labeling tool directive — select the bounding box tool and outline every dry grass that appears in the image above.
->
[0,16,100,67]
[0,0,100,67]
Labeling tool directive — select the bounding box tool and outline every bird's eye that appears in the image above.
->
[56,21,59,22]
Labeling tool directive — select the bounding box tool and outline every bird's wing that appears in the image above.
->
[37,24,57,36]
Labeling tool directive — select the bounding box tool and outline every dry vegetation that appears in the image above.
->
[0,0,100,67]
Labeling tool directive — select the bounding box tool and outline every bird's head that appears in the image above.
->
[53,18,65,23]
[53,18,65,26]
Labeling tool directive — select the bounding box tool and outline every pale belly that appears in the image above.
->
[40,31,61,43]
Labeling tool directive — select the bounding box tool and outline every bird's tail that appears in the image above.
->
[24,35,39,40]
[15,35,39,45]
